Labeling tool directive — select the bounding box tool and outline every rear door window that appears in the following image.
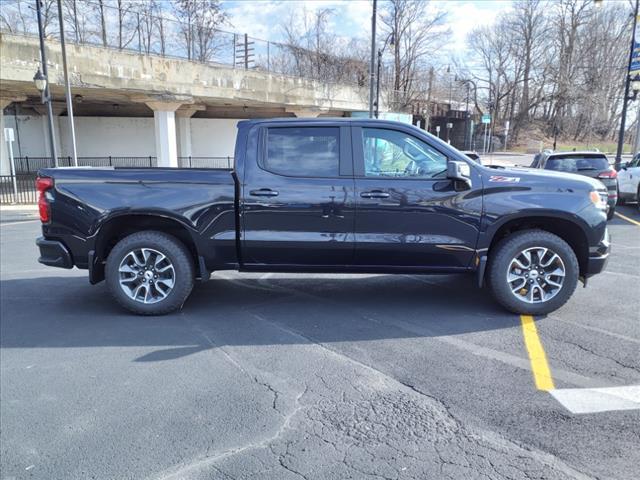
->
[264,127,340,177]
[544,155,609,173]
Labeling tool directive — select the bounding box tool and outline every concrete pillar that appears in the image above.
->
[146,102,182,168]
[32,102,66,161]
[175,106,204,161]
[1,96,26,175]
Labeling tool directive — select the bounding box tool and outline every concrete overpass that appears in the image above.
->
[0,32,369,172]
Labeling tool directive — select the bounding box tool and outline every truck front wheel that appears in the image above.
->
[105,231,195,315]
[487,230,579,315]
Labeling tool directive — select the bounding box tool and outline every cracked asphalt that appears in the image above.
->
[1,207,639,480]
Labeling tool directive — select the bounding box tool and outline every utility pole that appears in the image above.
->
[615,0,639,169]
[35,0,58,167]
[58,0,78,166]
[368,0,377,118]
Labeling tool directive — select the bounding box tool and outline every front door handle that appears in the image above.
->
[360,190,390,199]
[249,188,279,197]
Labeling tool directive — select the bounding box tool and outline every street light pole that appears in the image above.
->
[368,0,377,118]
[57,0,78,166]
[35,0,58,167]
[375,50,382,118]
[615,0,639,169]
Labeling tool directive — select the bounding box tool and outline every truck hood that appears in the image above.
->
[487,166,606,191]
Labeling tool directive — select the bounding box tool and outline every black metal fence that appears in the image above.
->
[1,156,233,204]
[178,156,233,169]
[0,173,38,204]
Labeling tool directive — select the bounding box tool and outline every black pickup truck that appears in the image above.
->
[36,118,610,315]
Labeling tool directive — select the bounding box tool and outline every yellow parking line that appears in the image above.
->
[615,211,640,226]
[519,315,555,391]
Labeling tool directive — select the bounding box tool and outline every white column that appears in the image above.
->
[176,106,205,162]
[286,107,326,118]
[176,115,192,159]
[1,97,26,175]
[0,99,9,175]
[146,102,182,168]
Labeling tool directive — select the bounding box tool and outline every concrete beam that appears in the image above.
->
[0,33,368,114]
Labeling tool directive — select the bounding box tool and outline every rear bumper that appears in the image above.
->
[36,237,73,269]
[585,228,610,276]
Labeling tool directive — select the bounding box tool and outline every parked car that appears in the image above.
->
[617,153,640,211]
[532,151,618,220]
[35,118,610,316]
[461,151,482,165]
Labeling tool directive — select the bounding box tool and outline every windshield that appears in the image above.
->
[545,155,609,172]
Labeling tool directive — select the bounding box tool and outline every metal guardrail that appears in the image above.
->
[1,156,234,204]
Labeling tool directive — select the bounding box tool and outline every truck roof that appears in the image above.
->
[238,117,414,127]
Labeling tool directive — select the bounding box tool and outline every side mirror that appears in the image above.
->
[447,161,472,189]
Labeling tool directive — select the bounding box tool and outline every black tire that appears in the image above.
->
[105,231,195,315]
[607,206,615,221]
[487,230,579,316]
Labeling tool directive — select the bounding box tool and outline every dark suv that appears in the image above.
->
[532,151,617,219]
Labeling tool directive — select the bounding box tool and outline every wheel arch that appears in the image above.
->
[90,213,203,283]
[484,214,590,277]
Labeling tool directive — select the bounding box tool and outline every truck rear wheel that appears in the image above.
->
[487,230,578,315]
[105,231,195,315]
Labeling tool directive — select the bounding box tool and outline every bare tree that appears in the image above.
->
[173,0,225,62]
[379,0,450,109]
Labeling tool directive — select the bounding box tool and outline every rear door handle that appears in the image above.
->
[360,190,390,199]
[249,188,279,197]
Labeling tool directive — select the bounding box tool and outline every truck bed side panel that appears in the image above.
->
[39,168,238,270]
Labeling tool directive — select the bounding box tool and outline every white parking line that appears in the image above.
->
[0,220,40,227]
[550,385,640,414]
[552,317,640,345]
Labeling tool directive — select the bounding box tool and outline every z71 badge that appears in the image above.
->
[489,175,521,183]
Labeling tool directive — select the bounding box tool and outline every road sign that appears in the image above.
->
[3,127,14,142]
[435,125,440,132]
[631,15,640,77]
[446,122,453,129]
[481,114,491,124]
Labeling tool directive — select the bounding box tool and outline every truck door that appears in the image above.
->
[352,125,482,269]
[241,123,356,267]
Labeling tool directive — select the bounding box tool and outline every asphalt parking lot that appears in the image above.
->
[1,207,639,480]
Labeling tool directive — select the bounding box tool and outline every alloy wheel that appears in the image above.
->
[506,247,565,304]
[118,248,175,304]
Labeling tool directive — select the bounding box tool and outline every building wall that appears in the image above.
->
[2,115,240,160]
[190,119,240,157]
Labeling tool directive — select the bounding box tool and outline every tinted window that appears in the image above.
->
[362,128,447,178]
[544,155,609,172]
[265,127,339,177]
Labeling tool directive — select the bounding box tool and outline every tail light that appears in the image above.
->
[597,170,617,179]
[36,176,54,223]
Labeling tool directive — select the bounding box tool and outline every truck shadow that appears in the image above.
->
[0,273,522,361]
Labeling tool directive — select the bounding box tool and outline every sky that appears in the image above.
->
[221,0,514,58]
